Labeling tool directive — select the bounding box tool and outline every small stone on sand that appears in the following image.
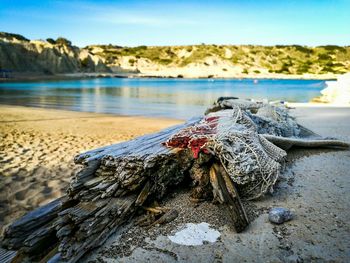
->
[268,207,293,224]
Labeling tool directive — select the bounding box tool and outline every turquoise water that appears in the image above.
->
[0,78,325,119]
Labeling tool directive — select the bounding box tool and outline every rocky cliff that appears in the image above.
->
[0,32,109,74]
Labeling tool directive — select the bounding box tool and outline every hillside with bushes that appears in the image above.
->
[1,32,349,78]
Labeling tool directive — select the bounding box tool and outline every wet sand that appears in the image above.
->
[0,105,182,233]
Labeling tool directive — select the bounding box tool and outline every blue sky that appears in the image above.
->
[0,0,349,47]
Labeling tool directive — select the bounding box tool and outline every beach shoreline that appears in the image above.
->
[0,72,339,83]
[0,105,182,233]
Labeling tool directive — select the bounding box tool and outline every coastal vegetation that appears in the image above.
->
[88,44,350,75]
[1,32,349,77]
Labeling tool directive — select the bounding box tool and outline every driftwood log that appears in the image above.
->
[1,97,348,263]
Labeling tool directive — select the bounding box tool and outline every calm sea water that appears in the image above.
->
[0,78,325,119]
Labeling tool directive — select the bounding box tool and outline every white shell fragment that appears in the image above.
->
[168,222,220,246]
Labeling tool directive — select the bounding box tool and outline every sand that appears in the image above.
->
[0,105,182,233]
[84,106,350,263]
[1,105,350,262]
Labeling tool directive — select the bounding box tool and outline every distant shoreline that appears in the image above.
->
[0,72,338,82]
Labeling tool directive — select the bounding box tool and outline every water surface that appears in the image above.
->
[0,78,324,119]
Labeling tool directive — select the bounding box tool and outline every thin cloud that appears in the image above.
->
[58,1,199,27]
[89,13,197,26]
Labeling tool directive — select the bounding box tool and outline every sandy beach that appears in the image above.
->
[83,105,350,262]
[1,72,340,82]
[1,104,350,262]
[0,105,182,233]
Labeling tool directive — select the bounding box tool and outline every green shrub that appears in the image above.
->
[275,45,288,49]
[46,38,56,44]
[136,45,147,50]
[56,37,72,46]
[296,63,311,74]
[292,45,311,53]
[232,57,239,63]
[318,45,346,52]
[80,57,90,68]
[166,49,175,56]
[318,53,332,60]
[158,58,172,65]
[275,63,290,74]
[0,32,29,41]
[320,66,335,73]
[332,62,344,67]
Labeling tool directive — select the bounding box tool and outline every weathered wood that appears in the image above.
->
[210,163,249,232]
[2,116,201,262]
[0,248,17,263]
[263,134,350,150]
[135,181,151,206]
[189,154,213,202]
[2,197,66,249]
[50,117,201,262]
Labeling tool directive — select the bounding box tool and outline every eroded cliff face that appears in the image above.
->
[0,33,109,74]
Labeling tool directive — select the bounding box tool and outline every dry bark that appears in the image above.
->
[1,117,203,262]
[210,163,249,232]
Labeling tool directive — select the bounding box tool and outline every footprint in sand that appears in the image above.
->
[42,186,52,195]
[12,174,25,181]
[14,189,28,201]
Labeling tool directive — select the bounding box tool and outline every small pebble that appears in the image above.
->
[268,207,293,224]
